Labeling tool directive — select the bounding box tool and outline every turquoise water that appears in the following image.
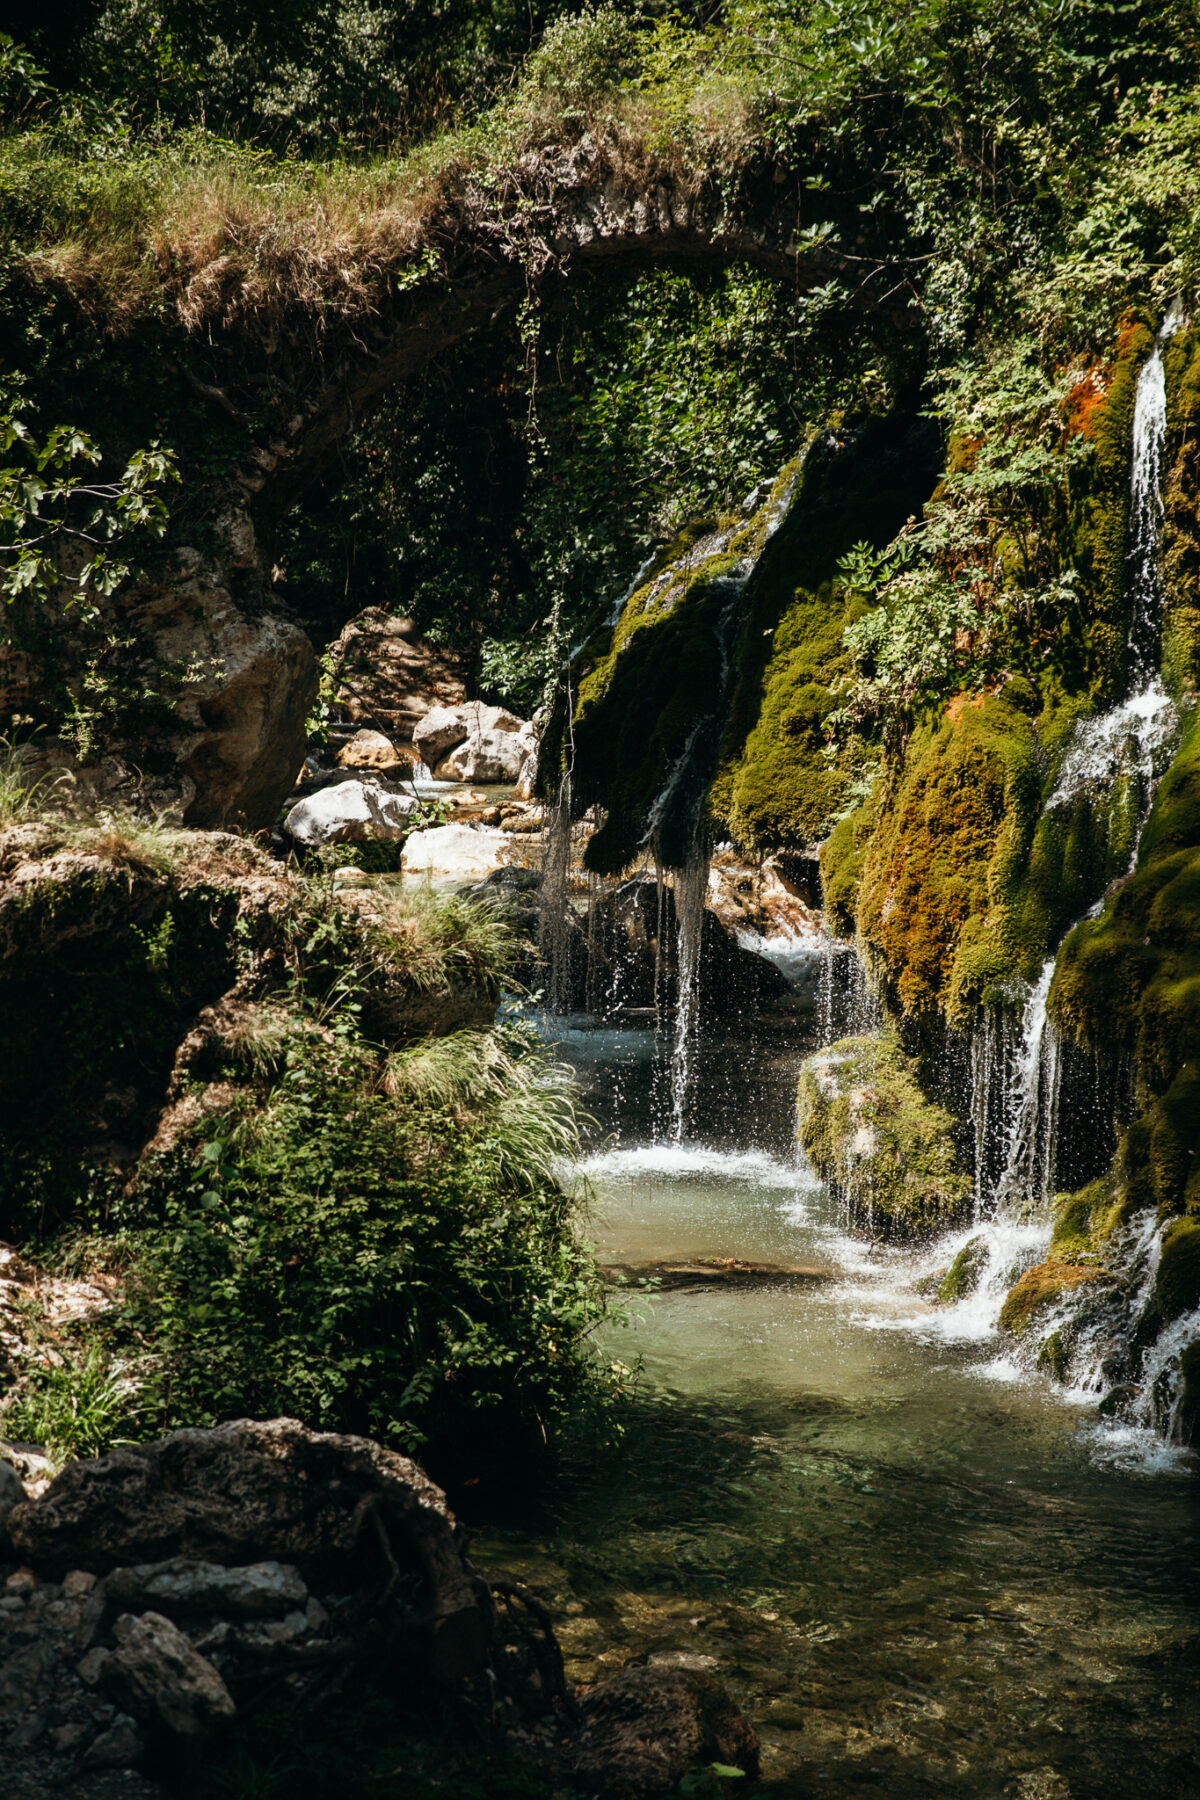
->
[474,1019,1200,1799]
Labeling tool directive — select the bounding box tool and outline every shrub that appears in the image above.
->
[111,1019,613,1456]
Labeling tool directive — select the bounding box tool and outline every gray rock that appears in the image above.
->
[8,1418,491,1686]
[81,1712,144,1770]
[434,727,529,784]
[103,1611,235,1740]
[101,1557,307,1622]
[0,1458,27,1538]
[283,778,417,848]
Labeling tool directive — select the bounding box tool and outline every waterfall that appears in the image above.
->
[667,844,708,1142]
[1127,298,1184,685]
[968,306,1185,1224]
[935,308,1188,1380]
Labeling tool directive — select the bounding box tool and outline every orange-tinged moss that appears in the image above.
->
[999,1260,1101,1335]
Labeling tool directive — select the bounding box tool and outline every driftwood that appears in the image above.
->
[599,1257,832,1292]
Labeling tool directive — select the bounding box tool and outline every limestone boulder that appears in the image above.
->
[401,823,512,881]
[335,728,408,772]
[413,704,472,765]
[414,703,528,770]
[283,779,417,848]
[434,728,528,784]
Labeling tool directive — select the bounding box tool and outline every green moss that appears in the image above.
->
[998,1260,1100,1335]
[828,323,1157,1028]
[558,414,940,875]
[1052,705,1200,1218]
[1155,1216,1200,1326]
[716,414,941,855]
[796,1031,972,1239]
[564,471,798,874]
[936,1234,988,1303]
[852,687,1042,1023]
[1049,1173,1128,1262]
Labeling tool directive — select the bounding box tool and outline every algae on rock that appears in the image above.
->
[796,1031,971,1239]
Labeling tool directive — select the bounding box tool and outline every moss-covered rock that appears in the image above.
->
[824,321,1158,1024]
[554,413,941,875]
[998,1260,1101,1335]
[796,1031,972,1239]
[1048,1173,1130,1263]
[936,1235,989,1304]
[1155,1216,1200,1326]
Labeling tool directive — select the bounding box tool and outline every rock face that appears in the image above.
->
[283,778,418,848]
[401,823,512,880]
[0,1419,759,1798]
[328,609,468,745]
[796,1033,972,1239]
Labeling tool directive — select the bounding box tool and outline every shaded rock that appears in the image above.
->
[335,729,408,772]
[0,1458,27,1540]
[552,1667,758,1799]
[599,1258,830,1291]
[328,609,468,744]
[100,1559,307,1622]
[284,779,417,848]
[401,823,512,881]
[103,1612,235,1741]
[7,1418,489,1685]
[80,1714,144,1771]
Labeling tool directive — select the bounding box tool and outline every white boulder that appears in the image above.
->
[401,823,512,880]
[413,702,529,769]
[284,780,418,848]
[434,729,528,784]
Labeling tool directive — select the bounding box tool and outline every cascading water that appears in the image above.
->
[933,308,1186,1387]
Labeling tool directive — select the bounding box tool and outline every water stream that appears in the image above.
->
[474,311,1200,1793]
[474,1011,1200,1799]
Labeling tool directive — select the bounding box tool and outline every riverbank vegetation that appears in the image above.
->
[0,807,615,1470]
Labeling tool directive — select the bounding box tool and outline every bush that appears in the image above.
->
[110,1019,613,1456]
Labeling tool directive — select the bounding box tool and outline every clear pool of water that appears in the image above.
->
[473,1017,1200,1799]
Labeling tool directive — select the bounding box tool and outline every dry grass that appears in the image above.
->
[3,28,762,341]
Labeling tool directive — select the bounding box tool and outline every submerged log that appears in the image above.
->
[599,1257,831,1291]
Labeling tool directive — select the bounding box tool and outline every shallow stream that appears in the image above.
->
[474,1017,1200,1799]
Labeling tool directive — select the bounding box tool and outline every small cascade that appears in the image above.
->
[667,842,708,1142]
[930,308,1190,1408]
[989,958,1061,1215]
[1127,298,1184,684]
[537,778,578,1014]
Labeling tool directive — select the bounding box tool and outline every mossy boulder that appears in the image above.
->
[936,1235,989,1304]
[796,1031,972,1239]
[1155,1217,1200,1327]
[998,1260,1102,1336]
[1048,1173,1129,1263]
